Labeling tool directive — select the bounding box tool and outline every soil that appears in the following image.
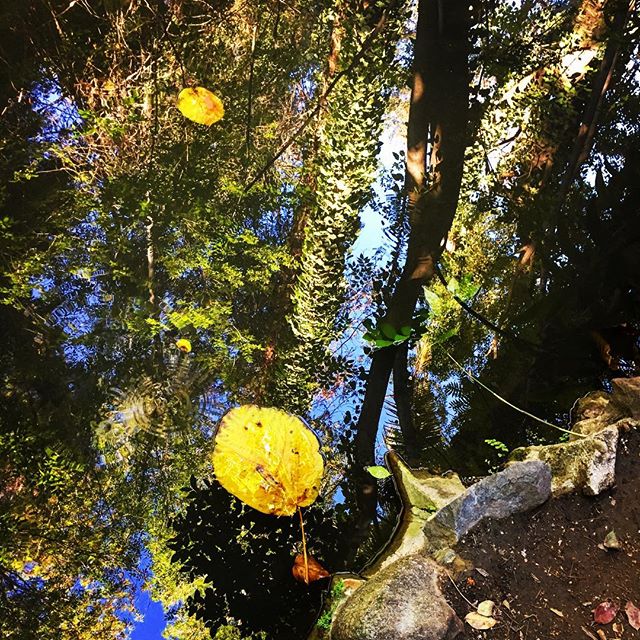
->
[444,429,640,640]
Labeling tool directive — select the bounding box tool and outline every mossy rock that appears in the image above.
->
[509,427,618,496]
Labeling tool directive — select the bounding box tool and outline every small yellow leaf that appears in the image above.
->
[177,87,224,125]
[212,406,324,516]
[176,338,192,353]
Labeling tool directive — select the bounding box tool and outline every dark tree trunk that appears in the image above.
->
[393,340,418,454]
[354,0,471,468]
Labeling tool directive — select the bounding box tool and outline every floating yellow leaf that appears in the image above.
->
[177,87,224,125]
[212,405,324,516]
[176,338,192,353]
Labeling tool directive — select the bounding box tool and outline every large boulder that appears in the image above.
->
[331,555,463,640]
[423,461,551,547]
[611,377,640,419]
[509,426,618,496]
[570,390,625,438]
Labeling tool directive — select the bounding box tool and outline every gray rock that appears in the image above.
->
[611,377,640,419]
[509,426,618,496]
[423,461,551,547]
[331,555,463,640]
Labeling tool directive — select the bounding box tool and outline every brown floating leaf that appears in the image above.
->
[292,554,330,584]
[626,601,640,630]
[594,601,619,625]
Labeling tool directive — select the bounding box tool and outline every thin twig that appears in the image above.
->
[444,569,475,608]
[444,352,585,438]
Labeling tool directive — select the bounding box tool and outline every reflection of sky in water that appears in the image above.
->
[29,76,407,637]
[128,110,407,638]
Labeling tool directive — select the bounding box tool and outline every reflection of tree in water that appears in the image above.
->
[170,476,400,638]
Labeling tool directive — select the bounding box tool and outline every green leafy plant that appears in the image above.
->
[316,579,346,631]
[484,438,509,455]
[362,318,412,348]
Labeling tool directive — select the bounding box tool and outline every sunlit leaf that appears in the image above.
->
[177,87,224,125]
[176,338,192,353]
[366,465,391,479]
[626,601,640,630]
[477,600,495,617]
[465,612,497,629]
[603,530,620,550]
[212,405,324,516]
[594,600,619,625]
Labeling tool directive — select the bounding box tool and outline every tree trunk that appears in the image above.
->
[354,0,471,467]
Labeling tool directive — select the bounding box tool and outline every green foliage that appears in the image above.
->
[0,0,638,636]
[366,465,392,479]
[362,318,412,348]
[484,438,509,455]
[274,2,408,412]
[316,578,346,631]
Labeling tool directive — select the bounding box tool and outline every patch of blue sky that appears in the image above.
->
[311,104,409,465]
[120,547,167,640]
[31,77,82,143]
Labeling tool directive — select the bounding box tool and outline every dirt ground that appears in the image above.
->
[444,429,640,640]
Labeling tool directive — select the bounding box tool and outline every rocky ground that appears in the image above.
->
[444,429,640,640]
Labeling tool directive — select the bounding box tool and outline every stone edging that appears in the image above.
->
[311,377,640,640]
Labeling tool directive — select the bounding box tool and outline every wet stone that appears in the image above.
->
[423,461,552,547]
[331,555,463,640]
[509,427,618,496]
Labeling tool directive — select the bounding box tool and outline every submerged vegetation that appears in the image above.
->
[0,0,638,638]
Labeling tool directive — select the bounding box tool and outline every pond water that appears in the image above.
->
[2,2,639,638]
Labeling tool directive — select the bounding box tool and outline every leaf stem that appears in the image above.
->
[298,506,309,584]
